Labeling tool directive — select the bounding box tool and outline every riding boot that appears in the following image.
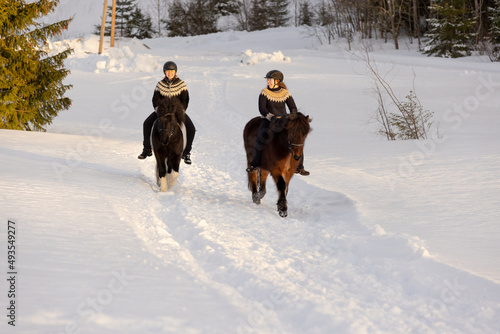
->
[138,148,152,160]
[139,112,157,159]
[247,145,263,172]
[182,114,196,164]
[295,156,310,176]
[182,153,192,164]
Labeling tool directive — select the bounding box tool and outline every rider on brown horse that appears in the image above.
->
[246,70,309,176]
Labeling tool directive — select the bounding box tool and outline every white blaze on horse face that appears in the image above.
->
[159,177,168,192]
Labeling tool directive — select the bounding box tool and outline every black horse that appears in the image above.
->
[151,98,186,191]
[243,112,311,217]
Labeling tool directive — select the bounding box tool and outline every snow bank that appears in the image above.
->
[45,36,160,73]
[241,49,292,65]
[46,36,292,72]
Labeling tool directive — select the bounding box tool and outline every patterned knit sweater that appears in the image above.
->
[258,87,298,118]
[152,76,189,111]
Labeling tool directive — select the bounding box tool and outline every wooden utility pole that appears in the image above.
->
[110,0,117,47]
[98,0,117,53]
[98,0,108,54]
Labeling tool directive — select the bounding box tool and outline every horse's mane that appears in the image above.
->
[287,112,311,142]
[157,98,185,125]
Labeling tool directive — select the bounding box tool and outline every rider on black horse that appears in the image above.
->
[138,61,195,164]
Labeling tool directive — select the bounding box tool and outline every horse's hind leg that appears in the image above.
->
[248,170,261,204]
[258,169,269,201]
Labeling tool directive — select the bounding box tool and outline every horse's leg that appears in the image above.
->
[272,172,288,218]
[158,156,169,192]
[248,170,261,204]
[258,169,269,200]
[166,156,180,189]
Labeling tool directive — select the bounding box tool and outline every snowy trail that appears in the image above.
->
[93,67,500,333]
[2,128,499,333]
[105,140,500,334]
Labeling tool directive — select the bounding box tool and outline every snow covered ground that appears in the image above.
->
[1,16,500,334]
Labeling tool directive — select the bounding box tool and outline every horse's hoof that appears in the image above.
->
[252,193,261,205]
[159,177,168,192]
[279,210,288,218]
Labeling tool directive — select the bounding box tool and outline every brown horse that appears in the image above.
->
[243,112,311,217]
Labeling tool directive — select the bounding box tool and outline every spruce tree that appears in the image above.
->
[186,0,219,36]
[424,0,476,58]
[268,0,289,28]
[94,0,134,37]
[248,0,269,31]
[488,0,500,60]
[94,0,154,39]
[128,6,154,39]
[299,1,314,26]
[114,0,135,38]
[165,0,188,37]
[212,0,239,17]
[1,0,73,131]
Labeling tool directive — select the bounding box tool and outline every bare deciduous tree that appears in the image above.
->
[144,0,170,36]
[358,43,434,140]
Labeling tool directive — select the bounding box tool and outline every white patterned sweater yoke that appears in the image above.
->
[155,79,188,98]
[260,87,291,102]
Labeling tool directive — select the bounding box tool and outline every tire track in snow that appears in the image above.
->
[110,165,285,333]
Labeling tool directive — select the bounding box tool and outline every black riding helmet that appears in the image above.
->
[265,70,284,82]
[163,61,177,72]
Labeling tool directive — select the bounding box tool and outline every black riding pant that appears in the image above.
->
[250,119,272,167]
[143,112,195,156]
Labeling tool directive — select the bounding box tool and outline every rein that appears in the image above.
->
[284,113,308,161]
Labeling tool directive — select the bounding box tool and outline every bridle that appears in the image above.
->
[288,142,304,161]
[157,112,176,141]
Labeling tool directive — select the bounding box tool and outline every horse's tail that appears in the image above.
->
[247,172,252,191]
